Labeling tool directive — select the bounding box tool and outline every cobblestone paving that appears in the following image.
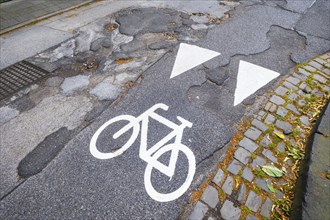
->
[0,0,92,31]
[187,53,330,220]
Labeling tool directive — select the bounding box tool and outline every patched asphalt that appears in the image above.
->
[0,0,329,219]
[0,49,234,219]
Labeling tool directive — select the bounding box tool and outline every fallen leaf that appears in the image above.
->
[262,165,283,177]
[274,131,285,139]
[267,184,276,193]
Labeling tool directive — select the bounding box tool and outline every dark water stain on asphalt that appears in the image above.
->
[17,127,75,178]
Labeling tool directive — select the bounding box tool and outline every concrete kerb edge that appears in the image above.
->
[0,0,96,35]
[184,52,330,220]
[290,99,330,219]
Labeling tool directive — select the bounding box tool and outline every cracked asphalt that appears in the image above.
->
[0,0,329,219]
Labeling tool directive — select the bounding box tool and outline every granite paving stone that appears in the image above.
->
[260,136,271,147]
[260,197,273,218]
[283,81,298,90]
[201,185,219,208]
[320,54,329,59]
[241,167,254,182]
[316,71,330,80]
[220,200,241,220]
[246,214,259,220]
[313,74,327,83]
[288,92,299,101]
[275,86,288,96]
[311,88,324,97]
[324,86,330,92]
[237,183,247,204]
[264,114,276,124]
[304,65,316,72]
[258,111,266,117]
[286,103,300,115]
[277,142,286,152]
[269,103,277,112]
[302,85,312,94]
[212,169,225,186]
[256,111,266,120]
[251,119,268,132]
[188,201,208,220]
[234,147,251,164]
[298,68,311,76]
[275,120,293,130]
[276,106,288,117]
[245,191,262,212]
[300,115,311,126]
[254,178,270,193]
[262,149,277,163]
[227,159,243,175]
[286,76,300,85]
[297,89,306,96]
[293,72,307,80]
[309,61,324,70]
[299,82,307,89]
[315,58,326,64]
[298,99,307,106]
[270,95,285,105]
[265,102,277,112]
[222,176,234,195]
[238,137,258,153]
[276,190,284,199]
[244,127,262,141]
[264,102,272,111]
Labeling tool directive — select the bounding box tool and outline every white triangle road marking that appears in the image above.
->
[234,60,280,106]
[170,43,220,79]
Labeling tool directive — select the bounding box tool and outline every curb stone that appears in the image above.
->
[187,52,330,220]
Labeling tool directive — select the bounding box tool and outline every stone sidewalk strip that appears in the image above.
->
[188,53,330,220]
[0,0,94,33]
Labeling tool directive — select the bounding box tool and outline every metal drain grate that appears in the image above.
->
[0,61,49,101]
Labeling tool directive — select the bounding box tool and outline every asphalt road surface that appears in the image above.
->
[0,0,329,219]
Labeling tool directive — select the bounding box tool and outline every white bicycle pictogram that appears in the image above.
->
[90,103,196,202]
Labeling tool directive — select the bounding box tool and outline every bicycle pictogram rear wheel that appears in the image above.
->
[90,115,140,159]
[144,143,196,202]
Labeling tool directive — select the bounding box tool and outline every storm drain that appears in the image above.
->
[0,61,49,100]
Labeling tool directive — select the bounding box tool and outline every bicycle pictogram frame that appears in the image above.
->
[90,103,196,202]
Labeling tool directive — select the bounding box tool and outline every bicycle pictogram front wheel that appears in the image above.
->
[90,115,140,159]
[144,143,196,202]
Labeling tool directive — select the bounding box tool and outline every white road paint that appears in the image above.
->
[234,60,280,106]
[90,103,195,202]
[170,43,220,79]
